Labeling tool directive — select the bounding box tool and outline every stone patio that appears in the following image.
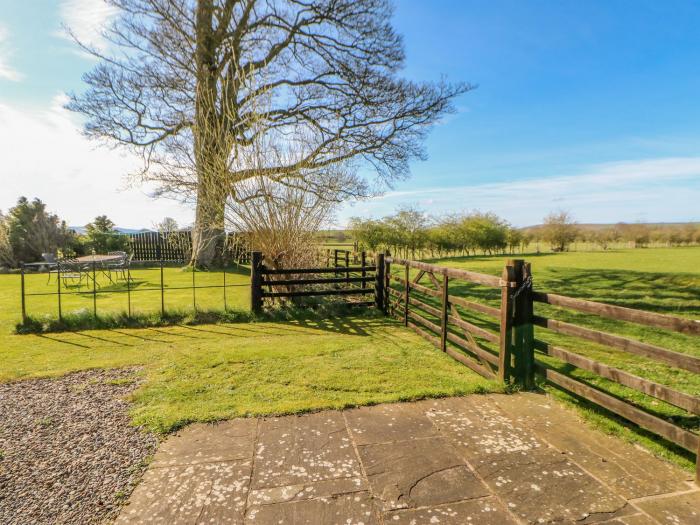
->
[116,393,698,524]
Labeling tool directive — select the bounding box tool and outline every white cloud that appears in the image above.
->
[57,0,118,55]
[337,157,700,226]
[0,25,23,81]
[0,95,194,228]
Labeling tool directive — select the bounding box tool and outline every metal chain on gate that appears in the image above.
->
[511,275,532,300]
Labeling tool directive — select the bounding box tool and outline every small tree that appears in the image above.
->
[0,211,13,267]
[84,215,129,253]
[541,211,578,252]
[5,197,77,263]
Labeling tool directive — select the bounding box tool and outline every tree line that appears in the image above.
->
[349,208,700,259]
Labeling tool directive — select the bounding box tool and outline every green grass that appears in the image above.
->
[0,311,502,433]
[400,246,699,469]
[11,264,251,329]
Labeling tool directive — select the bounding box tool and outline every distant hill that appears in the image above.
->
[69,226,155,235]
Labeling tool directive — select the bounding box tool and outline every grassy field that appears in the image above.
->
[12,264,251,326]
[402,246,699,469]
[0,267,502,433]
[1,247,698,469]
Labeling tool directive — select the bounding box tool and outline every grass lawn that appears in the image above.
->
[404,246,699,469]
[0,269,502,433]
[13,264,251,325]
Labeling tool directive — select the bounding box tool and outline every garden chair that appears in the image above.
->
[106,251,131,281]
[57,259,85,289]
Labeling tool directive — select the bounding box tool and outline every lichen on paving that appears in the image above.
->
[0,368,157,525]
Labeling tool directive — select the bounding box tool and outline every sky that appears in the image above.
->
[0,0,699,229]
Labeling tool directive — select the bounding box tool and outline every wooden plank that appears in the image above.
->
[263,276,374,286]
[532,291,700,336]
[386,257,501,288]
[262,288,374,298]
[406,321,495,379]
[447,331,500,366]
[448,313,500,344]
[533,315,700,374]
[534,339,700,415]
[390,274,500,318]
[537,366,699,453]
[262,265,376,275]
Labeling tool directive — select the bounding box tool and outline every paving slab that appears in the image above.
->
[248,477,368,506]
[344,402,439,445]
[384,497,520,524]
[493,392,691,499]
[151,418,256,468]
[423,396,630,524]
[358,436,488,511]
[117,394,697,524]
[245,491,379,524]
[115,460,252,524]
[634,491,700,525]
[252,411,361,489]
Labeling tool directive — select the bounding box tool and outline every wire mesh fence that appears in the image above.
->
[19,257,251,324]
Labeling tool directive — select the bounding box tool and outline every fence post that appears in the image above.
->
[384,251,391,314]
[20,263,26,325]
[514,262,535,389]
[374,252,385,311]
[251,251,263,314]
[92,261,97,319]
[345,250,350,284]
[403,264,409,326]
[498,262,517,383]
[57,262,62,321]
[508,260,525,385]
[158,238,165,316]
[440,274,449,352]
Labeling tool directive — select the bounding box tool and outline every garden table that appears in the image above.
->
[76,254,124,285]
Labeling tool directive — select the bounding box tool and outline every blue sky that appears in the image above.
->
[0,0,699,228]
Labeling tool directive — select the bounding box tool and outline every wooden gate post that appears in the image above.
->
[374,252,385,311]
[440,274,449,352]
[516,262,535,389]
[384,251,391,314]
[251,251,263,314]
[498,262,517,383]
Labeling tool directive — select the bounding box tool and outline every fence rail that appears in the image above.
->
[250,251,384,313]
[384,254,700,481]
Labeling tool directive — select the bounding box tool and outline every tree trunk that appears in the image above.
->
[190,0,225,268]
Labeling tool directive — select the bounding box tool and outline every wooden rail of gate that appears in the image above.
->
[251,251,384,313]
[384,254,700,482]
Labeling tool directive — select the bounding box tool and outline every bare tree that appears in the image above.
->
[67,0,472,266]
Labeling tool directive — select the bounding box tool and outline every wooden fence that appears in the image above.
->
[127,231,251,264]
[250,251,384,313]
[384,255,700,481]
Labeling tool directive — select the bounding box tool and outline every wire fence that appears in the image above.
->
[19,256,251,324]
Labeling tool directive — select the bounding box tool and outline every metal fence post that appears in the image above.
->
[192,265,196,311]
[126,266,132,317]
[251,251,263,314]
[57,262,62,321]
[223,261,227,311]
[20,263,26,325]
[92,261,97,319]
[374,252,385,311]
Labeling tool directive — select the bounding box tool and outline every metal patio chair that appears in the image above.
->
[57,259,86,289]
[106,251,131,281]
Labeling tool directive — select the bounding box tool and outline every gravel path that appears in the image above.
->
[0,368,158,524]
